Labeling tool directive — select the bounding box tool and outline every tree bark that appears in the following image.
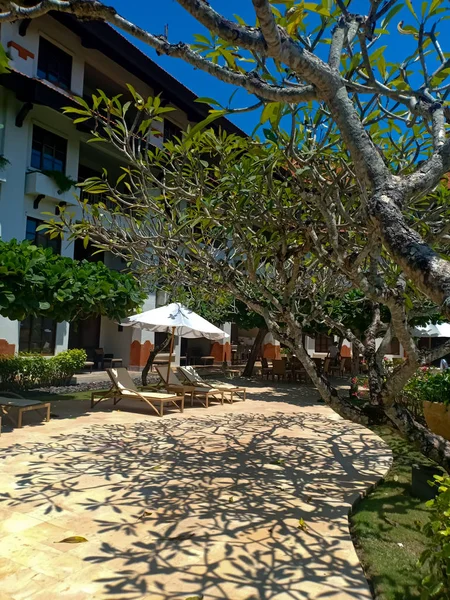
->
[351,349,360,376]
[387,405,450,473]
[369,190,450,316]
[141,336,171,386]
[242,326,267,377]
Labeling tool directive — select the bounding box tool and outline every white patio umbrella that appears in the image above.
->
[121,303,229,381]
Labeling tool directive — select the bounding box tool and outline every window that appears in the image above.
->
[19,316,56,355]
[31,125,67,173]
[37,37,72,90]
[315,334,332,353]
[155,332,169,348]
[26,217,61,254]
[163,120,182,143]
[387,337,400,355]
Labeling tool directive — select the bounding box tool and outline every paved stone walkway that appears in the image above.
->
[0,381,391,600]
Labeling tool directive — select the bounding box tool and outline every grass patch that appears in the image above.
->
[24,389,94,402]
[351,425,440,600]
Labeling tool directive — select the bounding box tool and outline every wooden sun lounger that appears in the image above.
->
[0,393,51,429]
[155,365,224,408]
[178,366,246,403]
[91,368,184,417]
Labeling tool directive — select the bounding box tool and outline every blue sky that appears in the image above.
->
[109,1,449,134]
[112,0,260,132]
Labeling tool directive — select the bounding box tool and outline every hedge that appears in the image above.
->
[0,349,87,390]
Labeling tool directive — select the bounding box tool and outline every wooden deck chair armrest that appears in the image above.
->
[140,383,164,390]
[118,386,142,396]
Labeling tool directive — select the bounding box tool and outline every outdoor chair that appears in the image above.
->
[271,359,290,381]
[260,357,272,380]
[290,359,311,384]
[104,353,123,369]
[155,365,224,408]
[329,357,342,377]
[91,367,184,417]
[93,348,122,370]
[93,348,104,370]
[323,357,340,377]
[0,392,50,430]
[339,357,350,376]
[178,365,246,403]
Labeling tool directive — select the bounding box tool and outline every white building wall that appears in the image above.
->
[0,15,192,359]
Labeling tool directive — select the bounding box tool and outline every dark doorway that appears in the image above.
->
[68,316,101,359]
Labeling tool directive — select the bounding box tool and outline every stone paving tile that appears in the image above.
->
[0,380,392,599]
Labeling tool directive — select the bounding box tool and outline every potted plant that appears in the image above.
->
[405,368,450,440]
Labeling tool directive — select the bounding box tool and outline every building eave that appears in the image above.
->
[48,13,246,137]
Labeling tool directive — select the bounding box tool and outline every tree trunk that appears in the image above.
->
[285,332,370,425]
[272,320,450,470]
[242,327,267,377]
[367,363,384,406]
[364,336,384,406]
[387,405,450,472]
[351,350,359,377]
[141,335,171,386]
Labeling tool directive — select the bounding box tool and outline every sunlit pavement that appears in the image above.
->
[0,379,391,599]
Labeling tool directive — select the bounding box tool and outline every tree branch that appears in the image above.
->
[251,0,282,57]
[175,0,265,51]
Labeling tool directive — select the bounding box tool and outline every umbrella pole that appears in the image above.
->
[166,326,176,382]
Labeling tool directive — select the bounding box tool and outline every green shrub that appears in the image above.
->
[402,368,450,406]
[419,475,450,598]
[0,349,87,390]
[49,349,87,385]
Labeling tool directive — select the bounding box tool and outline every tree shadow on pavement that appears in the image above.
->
[0,411,392,599]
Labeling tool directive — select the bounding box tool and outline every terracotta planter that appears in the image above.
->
[424,401,450,441]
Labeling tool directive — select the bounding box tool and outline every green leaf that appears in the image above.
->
[381,3,404,27]
[193,34,211,45]
[194,97,222,107]
[0,42,10,75]
[55,536,88,544]
[405,0,418,20]
[184,110,227,139]
[233,13,247,26]
[303,3,331,17]
[261,102,282,125]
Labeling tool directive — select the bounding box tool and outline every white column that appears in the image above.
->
[55,322,69,354]
[173,335,181,367]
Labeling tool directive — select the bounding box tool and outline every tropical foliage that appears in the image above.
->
[0,239,145,322]
[403,369,450,407]
[419,474,450,599]
[0,349,87,390]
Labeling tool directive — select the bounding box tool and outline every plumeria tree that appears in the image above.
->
[42,100,450,466]
[7,0,450,465]
[2,0,450,310]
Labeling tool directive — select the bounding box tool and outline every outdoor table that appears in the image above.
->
[0,396,51,429]
[200,355,215,366]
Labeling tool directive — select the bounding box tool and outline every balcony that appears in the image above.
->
[25,171,79,207]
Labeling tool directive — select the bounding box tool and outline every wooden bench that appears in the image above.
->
[0,394,51,429]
